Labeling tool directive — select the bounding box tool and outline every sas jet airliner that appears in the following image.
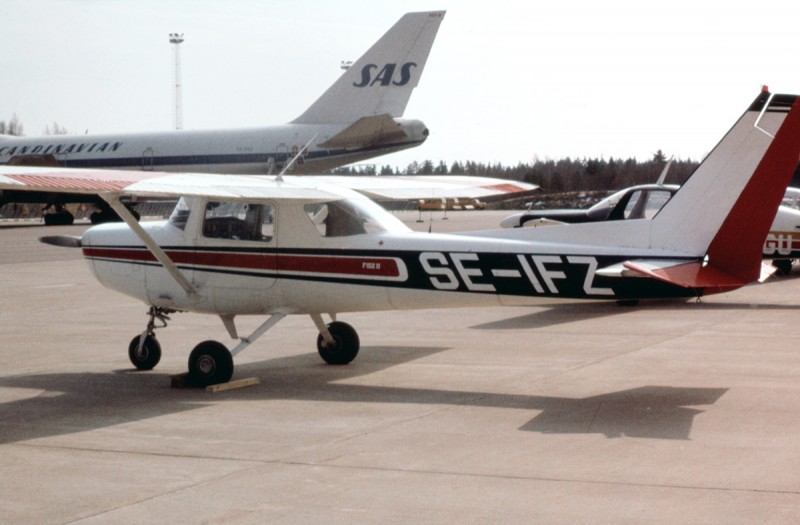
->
[0,11,445,223]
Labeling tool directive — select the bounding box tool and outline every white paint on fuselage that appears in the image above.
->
[0,119,427,175]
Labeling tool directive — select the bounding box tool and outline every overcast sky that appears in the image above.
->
[2,0,799,170]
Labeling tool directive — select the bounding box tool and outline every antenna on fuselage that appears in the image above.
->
[275,133,318,182]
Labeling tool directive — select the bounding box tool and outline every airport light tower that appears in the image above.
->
[169,33,185,130]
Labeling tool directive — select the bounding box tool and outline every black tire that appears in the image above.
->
[773,259,793,276]
[188,340,233,387]
[616,299,640,307]
[316,321,360,365]
[43,212,74,226]
[128,334,162,370]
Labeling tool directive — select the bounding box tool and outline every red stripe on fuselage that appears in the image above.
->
[276,254,399,277]
[82,247,401,278]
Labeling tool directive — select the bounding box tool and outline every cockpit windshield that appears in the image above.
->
[304,198,410,237]
[587,186,677,221]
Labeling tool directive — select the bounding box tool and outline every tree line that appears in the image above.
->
[0,114,68,136]
[332,151,703,193]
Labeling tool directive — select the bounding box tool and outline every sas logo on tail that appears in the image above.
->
[353,62,417,87]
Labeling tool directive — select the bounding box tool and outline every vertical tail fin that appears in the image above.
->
[291,11,445,125]
[651,91,800,283]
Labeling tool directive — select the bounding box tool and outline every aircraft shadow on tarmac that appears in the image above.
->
[472,299,800,330]
[0,346,725,444]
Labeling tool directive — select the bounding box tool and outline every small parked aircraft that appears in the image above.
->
[2,89,799,387]
[500,183,800,273]
[0,11,445,224]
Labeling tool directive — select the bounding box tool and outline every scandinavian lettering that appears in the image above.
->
[0,141,124,158]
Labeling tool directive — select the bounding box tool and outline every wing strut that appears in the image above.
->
[103,194,200,299]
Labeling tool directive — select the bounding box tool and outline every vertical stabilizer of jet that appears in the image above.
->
[291,11,445,125]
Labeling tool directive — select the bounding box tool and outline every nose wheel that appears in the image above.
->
[128,334,162,370]
[128,307,172,370]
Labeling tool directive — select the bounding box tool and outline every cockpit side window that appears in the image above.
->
[202,201,275,241]
[622,190,674,220]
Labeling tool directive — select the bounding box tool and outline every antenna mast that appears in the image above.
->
[169,33,185,130]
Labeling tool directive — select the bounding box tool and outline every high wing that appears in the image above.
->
[0,166,536,203]
[309,175,538,201]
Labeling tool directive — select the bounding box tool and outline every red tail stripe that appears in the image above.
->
[707,96,800,283]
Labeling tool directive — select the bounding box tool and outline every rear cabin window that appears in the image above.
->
[202,202,274,241]
[303,199,408,237]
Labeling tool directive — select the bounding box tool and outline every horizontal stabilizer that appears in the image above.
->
[622,259,746,292]
[624,260,781,287]
[318,114,406,149]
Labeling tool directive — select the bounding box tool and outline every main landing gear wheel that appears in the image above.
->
[128,334,162,370]
[317,321,360,365]
[188,340,234,387]
[772,259,793,276]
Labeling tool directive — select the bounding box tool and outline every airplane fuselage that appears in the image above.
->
[0,119,428,175]
[79,195,705,318]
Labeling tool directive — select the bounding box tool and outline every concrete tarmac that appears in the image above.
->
[2,211,800,524]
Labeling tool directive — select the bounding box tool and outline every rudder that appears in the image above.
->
[650,90,800,286]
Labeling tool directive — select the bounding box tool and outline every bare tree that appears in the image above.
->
[43,122,69,135]
[0,114,24,136]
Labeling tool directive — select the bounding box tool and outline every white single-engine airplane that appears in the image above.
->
[0,11,445,224]
[2,90,799,387]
